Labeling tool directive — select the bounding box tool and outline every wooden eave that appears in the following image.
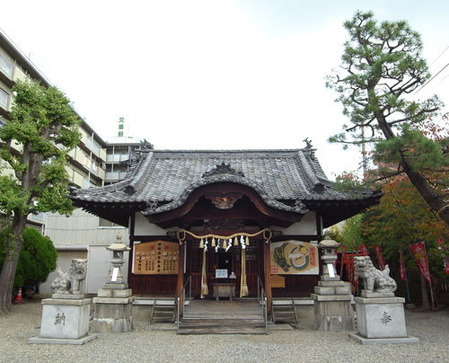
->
[304,195,382,228]
[74,201,147,227]
[145,182,303,229]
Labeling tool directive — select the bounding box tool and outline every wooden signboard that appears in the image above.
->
[133,241,179,275]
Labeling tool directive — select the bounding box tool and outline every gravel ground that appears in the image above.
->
[1,299,449,363]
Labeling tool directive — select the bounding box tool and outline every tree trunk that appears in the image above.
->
[402,164,449,227]
[419,272,431,310]
[0,214,27,314]
[376,115,449,227]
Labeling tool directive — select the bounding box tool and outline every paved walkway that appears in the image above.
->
[1,299,449,362]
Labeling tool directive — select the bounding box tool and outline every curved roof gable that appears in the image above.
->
[71,148,380,222]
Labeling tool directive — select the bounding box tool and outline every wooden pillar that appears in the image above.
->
[176,242,185,315]
[263,240,273,317]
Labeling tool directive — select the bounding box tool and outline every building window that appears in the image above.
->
[118,131,123,137]
[0,54,13,78]
[118,124,124,130]
[99,217,121,228]
[0,88,9,109]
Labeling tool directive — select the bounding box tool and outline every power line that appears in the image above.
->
[415,61,449,94]
[430,45,449,66]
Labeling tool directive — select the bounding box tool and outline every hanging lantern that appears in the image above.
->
[211,237,216,247]
[245,236,250,246]
[234,236,239,246]
[199,239,204,249]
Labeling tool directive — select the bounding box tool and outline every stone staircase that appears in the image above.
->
[178,299,267,335]
[150,298,176,324]
[272,298,297,327]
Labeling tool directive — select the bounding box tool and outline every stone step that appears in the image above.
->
[272,301,297,326]
[178,327,267,335]
[178,318,267,335]
[151,301,176,323]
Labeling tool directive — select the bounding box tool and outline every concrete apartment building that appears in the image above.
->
[0,29,140,294]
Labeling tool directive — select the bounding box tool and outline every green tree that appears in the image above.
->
[0,80,80,313]
[360,176,449,307]
[0,228,57,291]
[326,11,449,226]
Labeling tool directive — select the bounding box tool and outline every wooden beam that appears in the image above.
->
[263,240,273,317]
[176,242,185,316]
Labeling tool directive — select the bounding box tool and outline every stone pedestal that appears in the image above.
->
[312,280,355,332]
[29,298,96,345]
[349,296,419,344]
[91,286,135,333]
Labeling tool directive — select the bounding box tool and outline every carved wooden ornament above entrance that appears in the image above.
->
[205,192,243,209]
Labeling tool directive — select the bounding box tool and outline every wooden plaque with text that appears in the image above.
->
[134,241,179,275]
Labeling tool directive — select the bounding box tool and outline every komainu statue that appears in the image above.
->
[354,256,397,294]
[51,259,87,295]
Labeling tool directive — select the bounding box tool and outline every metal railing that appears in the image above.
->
[176,275,192,334]
[257,276,268,334]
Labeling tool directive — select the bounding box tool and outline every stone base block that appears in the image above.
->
[28,334,97,345]
[28,298,93,344]
[315,315,354,332]
[314,281,352,295]
[91,294,135,333]
[361,291,395,298]
[90,317,133,333]
[97,288,133,298]
[312,294,355,332]
[349,332,419,345]
[52,293,85,300]
[355,296,408,338]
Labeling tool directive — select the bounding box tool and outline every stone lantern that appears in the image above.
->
[91,234,135,333]
[311,235,354,332]
[318,235,340,280]
[105,234,130,287]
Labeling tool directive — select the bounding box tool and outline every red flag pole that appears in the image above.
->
[411,242,435,308]
[399,249,411,303]
[340,245,346,277]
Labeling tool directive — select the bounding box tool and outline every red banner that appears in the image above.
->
[399,249,407,280]
[410,242,431,282]
[360,244,370,256]
[437,239,449,274]
[374,245,385,270]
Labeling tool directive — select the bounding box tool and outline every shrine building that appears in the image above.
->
[70,145,381,314]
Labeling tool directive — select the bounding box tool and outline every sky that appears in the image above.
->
[1,1,449,179]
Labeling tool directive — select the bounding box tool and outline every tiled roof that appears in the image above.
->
[70,148,376,216]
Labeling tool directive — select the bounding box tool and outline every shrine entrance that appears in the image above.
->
[182,232,266,300]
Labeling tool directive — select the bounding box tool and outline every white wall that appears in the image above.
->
[86,245,129,294]
[45,208,129,245]
[133,212,178,236]
[273,211,318,235]
[39,251,88,295]
[39,246,130,295]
